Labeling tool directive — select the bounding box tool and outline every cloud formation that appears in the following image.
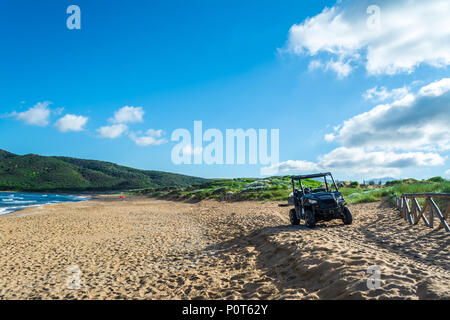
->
[263,78,449,177]
[308,59,353,78]
[129,129,167,146]
[11,102,51,126]
[263,148,444,178]
[110,106,145,124]
[55,114,88,132]
[286,0,450,77]
[318,148,444,176]
[363,86,409,102]
[97,124,128,139]
[326,78,450,151]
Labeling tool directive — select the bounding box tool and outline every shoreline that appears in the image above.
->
[0,192,96,216]
[0,190,120,196]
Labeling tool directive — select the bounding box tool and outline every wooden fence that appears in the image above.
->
[395,193,450,232]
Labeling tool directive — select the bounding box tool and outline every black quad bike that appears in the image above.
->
[288,172,353,228]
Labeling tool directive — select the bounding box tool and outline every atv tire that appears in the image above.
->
[290,209,300,225]
[342,207,353,225]
[305,210,316,228]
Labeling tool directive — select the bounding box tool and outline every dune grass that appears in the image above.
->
[345,180,449,204]
[135,176,449,206]
[135,176,322,202]
[391,180,450,196]
[346,188,393,204]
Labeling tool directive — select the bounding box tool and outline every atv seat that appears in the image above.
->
[294,190,303,198]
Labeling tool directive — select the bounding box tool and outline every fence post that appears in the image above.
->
[405,197,412,225]
[428,197,434,228]
[397,193,449,232]
[429,198,450,232]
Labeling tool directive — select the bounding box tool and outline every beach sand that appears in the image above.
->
[0,196,448,299]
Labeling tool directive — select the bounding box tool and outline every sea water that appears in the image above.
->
[0,192,90,215]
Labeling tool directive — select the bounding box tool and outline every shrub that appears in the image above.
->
[350,181,359,188]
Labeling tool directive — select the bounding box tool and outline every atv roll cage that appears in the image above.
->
[291,172,339,194]
[288,172,352,228]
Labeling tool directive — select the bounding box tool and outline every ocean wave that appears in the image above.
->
[4,200,37,204]
[63,195,91,201]
[0,204,43,214]
[0,207,13,215]
[72,196,90,200]
[0,193,90,215]
[1,196,24,201]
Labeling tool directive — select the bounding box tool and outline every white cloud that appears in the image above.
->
[12,102,51,126]
[97,124,128,139]
[419,78,450,97]
[326,78,450,151]
[325,60,353,78]
[261,160,319,176]
[308,58,353,78]
[98,106,145,138]
[318,147,445,176]
[285,0,450,77]
[129,129,167,146]
[267,78,450,178]
[262,148,445,177]
[363,86,409,102]
[445,169,450,177]
[110,106,145,124]
[55,114,88,132]
[145,129,163,138]
[324,133,335,142]
[308,60,323,71]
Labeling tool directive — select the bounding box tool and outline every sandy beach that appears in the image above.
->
[0,196,448,300]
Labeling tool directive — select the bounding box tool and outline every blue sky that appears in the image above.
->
[1,0,449,180]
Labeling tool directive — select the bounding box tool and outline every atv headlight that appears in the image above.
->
[308,199,318,204]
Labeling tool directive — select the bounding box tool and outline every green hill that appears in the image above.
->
[0,150,207,192]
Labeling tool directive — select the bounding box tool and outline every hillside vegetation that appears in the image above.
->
[135,176,320,201]
[0,150,207,192]
[135,176,450,204]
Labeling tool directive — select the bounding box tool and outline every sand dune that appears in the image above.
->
[0,197,448,299]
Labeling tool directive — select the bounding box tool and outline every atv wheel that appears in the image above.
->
[305,210,316,228]
[290,209,300,225]
[342,207,353,225]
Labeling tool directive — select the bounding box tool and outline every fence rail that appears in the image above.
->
[395,193,450,232]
